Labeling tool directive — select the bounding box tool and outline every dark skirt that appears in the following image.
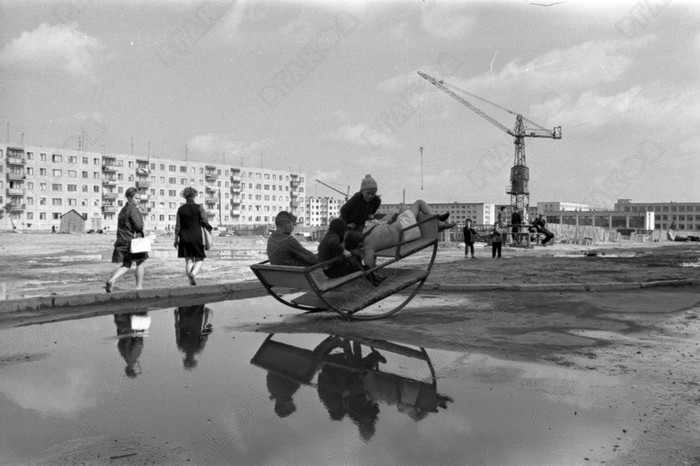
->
[112,240,148,266]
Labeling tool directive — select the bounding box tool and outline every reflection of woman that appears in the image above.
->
[174,305,213,370]
[106,187,148,292]
[174,187,212,286]
[114,312,148,378]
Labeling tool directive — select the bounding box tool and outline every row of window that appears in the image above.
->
[623,205,700,212]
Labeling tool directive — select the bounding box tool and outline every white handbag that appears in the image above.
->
[130,237,151,254]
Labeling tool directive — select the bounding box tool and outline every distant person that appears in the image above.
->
[491,221,504,259]
[174,187,213,286]
[533,214,554,246]
[51,225,56,234]
[462,219,479,259]
[511,209,523,244]
[105,187,147,292]
[267,211,318,266]
[497,206,507,224]
[318,218,364,278]
[340,174,381,232]
[174,304,213,370]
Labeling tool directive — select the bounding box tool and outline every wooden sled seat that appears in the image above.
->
[250,216,440,319]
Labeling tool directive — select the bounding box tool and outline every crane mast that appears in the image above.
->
[417,71,562,214]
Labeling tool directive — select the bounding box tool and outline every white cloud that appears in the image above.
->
[325,123,402,149]
[420,4,475,40]
[0,23,104,78]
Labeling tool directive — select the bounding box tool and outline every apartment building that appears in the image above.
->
[305,196,342,226]
[537,201,596,214]
[614,199,700,231]
[377,202,496,226]
[0,143,307,231]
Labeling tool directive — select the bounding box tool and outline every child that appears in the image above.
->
[491,221,504,259]
[318,219,364,278]
[462,219,479,259]
[267,211,318,266]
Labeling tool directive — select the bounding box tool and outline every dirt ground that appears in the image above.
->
[0,231,698,300]
[1,232,699,465]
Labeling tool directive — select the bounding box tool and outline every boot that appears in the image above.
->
[366,271,386,287]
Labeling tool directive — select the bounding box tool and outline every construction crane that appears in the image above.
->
[315,179,350,201]
[417,71,562,214]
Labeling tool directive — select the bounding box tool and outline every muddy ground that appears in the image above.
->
[1,232,699,465]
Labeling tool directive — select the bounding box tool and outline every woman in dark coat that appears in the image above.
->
[340,174,381,232]
[106,187,147,292]
[174,187,212,285]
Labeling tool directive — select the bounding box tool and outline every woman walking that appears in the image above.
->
[106,187,148,292]
[174,187,213,285]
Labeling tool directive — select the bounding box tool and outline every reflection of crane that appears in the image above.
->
[417,71,562,213]
[315,179,350,201]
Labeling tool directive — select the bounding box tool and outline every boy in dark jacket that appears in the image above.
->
[267,211,318,267]
[318,218,364,278]
[462,219,479,259]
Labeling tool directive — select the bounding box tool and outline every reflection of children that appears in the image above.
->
[266,372,301,418]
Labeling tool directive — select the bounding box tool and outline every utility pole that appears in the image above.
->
[185,144,188,161]
[130,136,134,155]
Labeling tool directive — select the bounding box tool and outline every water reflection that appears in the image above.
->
[174,305,214,370]
[113,312,151,378]
[252,334,453,441]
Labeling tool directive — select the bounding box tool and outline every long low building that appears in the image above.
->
[1,143,307,231]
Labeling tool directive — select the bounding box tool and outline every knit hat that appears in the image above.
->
[360,174,378,191]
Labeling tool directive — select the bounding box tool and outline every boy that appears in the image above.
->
[267,211,318,266]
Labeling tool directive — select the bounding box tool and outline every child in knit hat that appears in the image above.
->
[340,174,381,232]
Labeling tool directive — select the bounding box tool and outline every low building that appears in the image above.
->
[614,199,700,231]
[543,210,655,230]
[59,209,86,234]
[377,202,496,226]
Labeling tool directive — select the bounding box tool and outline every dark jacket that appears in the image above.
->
[462,225,479,243]
[318,219,363,278]
[340,192,381,231]
[267,231,318,267]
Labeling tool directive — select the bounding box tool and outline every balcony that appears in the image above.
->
[7,188,24,197]
[102,177,117,186]
[136,180,151,189]
[6,172,25,182]
[102,164,117,173]
[207,211,217,218]
[290,201,298,208]
[231,209,241,216]
[139,194,149,202]
[290,179,300,188]
[8,203,26,212]
[138,207,152,214]
[205,197,217,205]
[231,175,241,182]
[205,172,218,181]
[102,205,118,214]
[7,156,25,166]
[205,185,217,193]
[231,185,241,193]
[103,192,118,200]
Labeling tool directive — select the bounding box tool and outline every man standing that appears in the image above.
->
[462,219,479,259]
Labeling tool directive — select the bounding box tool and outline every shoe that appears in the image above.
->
[436,212,450,222]
[105,281,113,293]
[472,257,477,260]
[366,271,386,287]
[438,222,456,231]
[188,274,197,286]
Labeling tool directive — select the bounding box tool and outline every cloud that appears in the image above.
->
[324,123,402,149]
[187,133,274,161]
[0,23,104,78]
[421,4,475,40]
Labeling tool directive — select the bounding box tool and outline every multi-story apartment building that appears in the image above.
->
[0,143,307,231]
[614,199,700,231]
[305,196,342,226]
[537,201,595,214]
[377,202,496,226]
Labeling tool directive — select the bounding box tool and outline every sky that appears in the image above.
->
[1,0,699,207]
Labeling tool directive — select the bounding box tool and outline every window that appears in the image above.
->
[82,171,88,178]
[40,198,46,205]
[40,183,47,191]
[40,153,47,161]
[27,152,34,160]
[94,158,100,165]
[180,179,187,185]
[82,185,88,192]
[67,184,77,192]
[94,186,100,193]
[26,167,33,175]
[96,172,102,179]
[40,212,46,220]
[27,197,34,205]
[82,157,88,164]
[180,166,187,173]
[27,212,33,220]
[68,156,76,164]
[39,168,47,176]
[169,165,176,172]
[169,177,176,184]
[52,198,62,206]
[151,163,156,170]
[53,213,60,220]
[52,154,62,162]
[128,161,133,168]
[68,199,76,206]
[27,182,34,190]
[169,190,176,196]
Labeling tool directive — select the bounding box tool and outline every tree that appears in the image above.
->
[3,203,16,230]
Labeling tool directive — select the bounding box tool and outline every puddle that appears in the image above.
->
[0,297,630,465]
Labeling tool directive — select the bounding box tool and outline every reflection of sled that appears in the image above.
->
[250,334,449,419]
[250,215,440,320]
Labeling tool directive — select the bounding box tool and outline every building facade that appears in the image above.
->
[537,201,595,214]
[305,196,342,226]
[614,199,700,231]
[377,202,496,226]
[1,143,307,231]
